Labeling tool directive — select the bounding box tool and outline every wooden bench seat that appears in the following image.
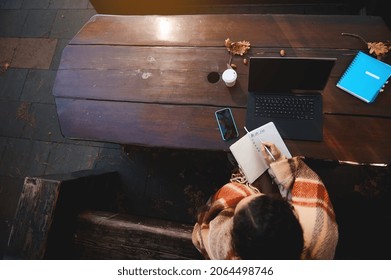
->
[73,210,201,259]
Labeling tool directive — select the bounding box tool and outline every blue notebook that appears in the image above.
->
[337,51,391,103]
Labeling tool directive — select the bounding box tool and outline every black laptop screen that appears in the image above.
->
[248,57,335,92]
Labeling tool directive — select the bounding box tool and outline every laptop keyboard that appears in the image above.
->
[255,95,315,120]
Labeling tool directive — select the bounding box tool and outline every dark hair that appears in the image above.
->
[232,195,304,259]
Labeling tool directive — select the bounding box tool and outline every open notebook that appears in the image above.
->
[229,122,291,183]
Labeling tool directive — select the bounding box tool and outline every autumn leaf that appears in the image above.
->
[225,38,251,56]
[225,38,232,51]
[368,41,390,57]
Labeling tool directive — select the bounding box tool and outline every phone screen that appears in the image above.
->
[215,108,239,141]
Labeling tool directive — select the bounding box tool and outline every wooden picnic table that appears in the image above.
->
[53,14,391,163]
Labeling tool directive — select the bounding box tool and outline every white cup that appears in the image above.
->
[222,68,237,87]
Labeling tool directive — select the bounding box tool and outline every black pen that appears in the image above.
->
[244,127,275,161]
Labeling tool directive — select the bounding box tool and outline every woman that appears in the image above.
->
[192,142,338,259]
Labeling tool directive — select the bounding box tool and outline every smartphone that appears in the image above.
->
[215,108,239,141]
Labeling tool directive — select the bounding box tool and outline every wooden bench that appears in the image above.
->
[5,170,201,260]
[73,210,201,259]
[6,160,391,259]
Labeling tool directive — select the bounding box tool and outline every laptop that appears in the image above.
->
[246,56,336,141]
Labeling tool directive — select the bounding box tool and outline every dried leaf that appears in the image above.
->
[232,40,251,56]
[367,41,390,58]
[225,38,232,51]
[225,38,251,56]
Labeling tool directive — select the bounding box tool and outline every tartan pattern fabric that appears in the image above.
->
[192,157,338,259]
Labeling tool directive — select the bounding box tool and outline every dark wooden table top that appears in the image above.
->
[53,14,391,163]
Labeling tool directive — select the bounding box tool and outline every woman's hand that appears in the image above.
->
[260,141,285,165]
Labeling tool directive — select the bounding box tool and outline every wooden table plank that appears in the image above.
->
[70,14,391,49]
[71,14,287,47]
[286,115,391,163]
[55,98,243,150]
[274,14,391,48]
[54,45,391,117]
[56,98,391,163]
[325,77,391,117]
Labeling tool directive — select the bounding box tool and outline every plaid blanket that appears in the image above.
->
[192,157,338,259]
